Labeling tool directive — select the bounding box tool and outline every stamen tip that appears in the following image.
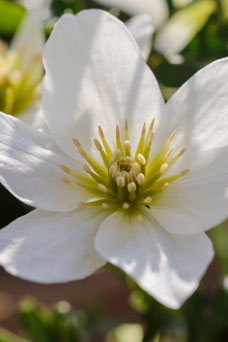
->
[98,125,104,138]
[122,202,130,210]
[60,165,71,174]
[125,119,128,131]
[142,122,146,135]
[78,146,87,158]
[83,165,91,173]
[160,163,168,174]
[62,178,71,185]
[98,184,108,193]
[137,153,146,165]
[94,138,102,150]
[72,138,81,148]
[123,140,131,151]
[144,196,152,204]
[149,118,155,130]
[181,169,190,176]
[116,176,125,188]
[136,173,145,185]
[169,130,177,142]
[179,147,187,156]
[128,182,136,192]
[116,125,120,139]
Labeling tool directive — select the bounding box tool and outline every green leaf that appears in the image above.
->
[0,328,29,342]
[0,0,25,36]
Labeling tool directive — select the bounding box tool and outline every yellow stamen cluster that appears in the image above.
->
[61,119,190,219]
[0,41,42,115]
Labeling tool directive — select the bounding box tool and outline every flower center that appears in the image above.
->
[0,41,42,115]
[61,119,189,220]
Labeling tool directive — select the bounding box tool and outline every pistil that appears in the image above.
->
[60,119,190,214]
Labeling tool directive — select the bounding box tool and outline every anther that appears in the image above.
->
[98,184,108,193]
[135,123,146,157]
[122,202,130,209]
[169,130,177,142]
[144,196,152,204]
[116,125,120,139]
[137,154,146,165]
[149,118,155,131]
[78,146,87,158]
[109,164,117,177]
[160,163,168,174]
[125,119,129,140]
[98,125,104,138]
[98,125,113,157]
[83,165,91,173]
[123,140,131,152]
[129,170,136,182]
[181,169,190,176]
[60,165,71,174]
[128,182,137,192]
[132,162,140,173]
[125,119,128,131]
[136,173,145,185]
[165,146,175,158]
[148,133,154,146]
[94,138,102,150]
[116,176,125,187]
[142,123,146,135]
[94,138,109,167]
[72,138,81,148]
[62,178,71,185]
[179,147,187,156]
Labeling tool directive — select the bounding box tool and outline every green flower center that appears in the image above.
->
[61,119,189,221]
[0,42,42,115]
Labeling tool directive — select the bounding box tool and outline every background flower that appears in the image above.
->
[0,0,48,130]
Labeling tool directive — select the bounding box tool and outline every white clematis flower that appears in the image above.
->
[0,1,46,129]
[0,10,228,309]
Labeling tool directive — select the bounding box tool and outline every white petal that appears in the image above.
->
[18,101,47,132]
[157,57,228,151]
[155,1,216,57]
[126,14,154,60]
[20,0,51,12]
[0,112,89,212]
[95,210,214,309]
[11,9,44,78]
[94,0,169,27]
[0,207,107,283]
[151,146,228,235]
[43,10,164,158]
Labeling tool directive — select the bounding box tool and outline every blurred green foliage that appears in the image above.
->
[18,300,86,342]
[51,0,85,16]
[0,0,24,37]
